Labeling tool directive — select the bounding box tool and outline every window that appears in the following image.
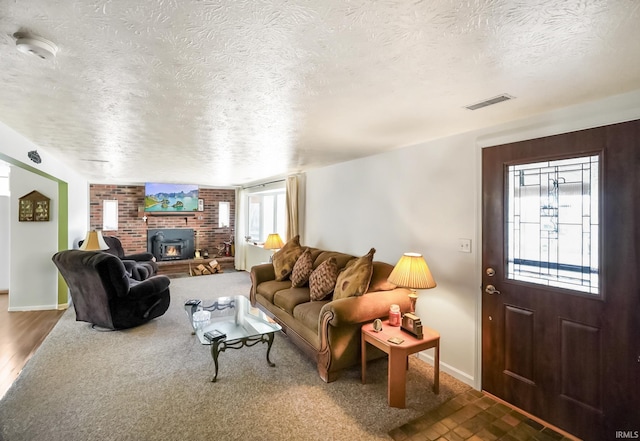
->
[103,200,118,231]
[507,155,599,294]
[247,189,286,243]
[219,201,230,228]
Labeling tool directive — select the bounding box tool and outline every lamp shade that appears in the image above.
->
[387,252,436,289]
[79,230,109,251]
[263,233,284,250]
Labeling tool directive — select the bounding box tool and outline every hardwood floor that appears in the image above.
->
[0,293,65,399]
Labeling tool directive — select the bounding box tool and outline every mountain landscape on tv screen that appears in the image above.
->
[144,183,199,212]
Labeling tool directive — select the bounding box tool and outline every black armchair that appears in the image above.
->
[52,250,170,330]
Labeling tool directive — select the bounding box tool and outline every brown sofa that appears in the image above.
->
[250,247,411,382]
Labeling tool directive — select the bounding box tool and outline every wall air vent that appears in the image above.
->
[465,94,514,111]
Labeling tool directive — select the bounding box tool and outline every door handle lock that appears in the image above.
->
[485,285,501,295]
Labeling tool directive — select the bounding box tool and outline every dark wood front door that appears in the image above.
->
[482,120,640,440]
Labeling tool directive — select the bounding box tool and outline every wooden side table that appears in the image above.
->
[361,320,440,408]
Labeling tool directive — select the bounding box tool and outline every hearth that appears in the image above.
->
[148,229,195,261]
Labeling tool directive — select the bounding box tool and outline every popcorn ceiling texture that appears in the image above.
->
[0,1,639,186]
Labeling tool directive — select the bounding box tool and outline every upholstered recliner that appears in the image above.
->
[53,250,171,330]
[78,235,158,281]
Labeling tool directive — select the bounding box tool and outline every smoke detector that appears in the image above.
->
[15,34,58,60]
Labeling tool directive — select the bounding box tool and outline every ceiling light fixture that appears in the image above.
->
[15,34,58,60]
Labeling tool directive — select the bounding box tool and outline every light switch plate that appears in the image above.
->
[458,238,472,253]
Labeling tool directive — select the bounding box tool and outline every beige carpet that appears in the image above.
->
[0,271,469,441]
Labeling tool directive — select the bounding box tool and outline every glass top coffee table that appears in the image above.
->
[184,295,282,382]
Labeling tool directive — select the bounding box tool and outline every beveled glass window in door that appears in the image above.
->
[507,155,599,294]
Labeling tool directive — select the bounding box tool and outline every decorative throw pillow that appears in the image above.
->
[309,257,338,301]
[333,248,375,300]
[291,248,313,287]
[367,262,397,292]
[272,235,303,281]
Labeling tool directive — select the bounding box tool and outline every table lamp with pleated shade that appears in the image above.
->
[387,252,436,313]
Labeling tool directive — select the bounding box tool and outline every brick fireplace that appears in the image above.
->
[88,185,235,257]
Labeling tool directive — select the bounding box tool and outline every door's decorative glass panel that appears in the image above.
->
[507,155,599,294]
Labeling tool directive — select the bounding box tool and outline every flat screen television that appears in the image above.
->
[144,183,199,212]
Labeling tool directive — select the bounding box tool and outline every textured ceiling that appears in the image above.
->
[1,0,639,187]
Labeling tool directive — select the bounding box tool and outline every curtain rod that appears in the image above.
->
[243,178,285,190]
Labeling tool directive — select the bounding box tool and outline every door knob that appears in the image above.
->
[485,285,500,295]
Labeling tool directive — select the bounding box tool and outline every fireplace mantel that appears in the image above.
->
[145,212,196,217]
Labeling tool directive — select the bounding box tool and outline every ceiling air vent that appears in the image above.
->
[465,94,514,111]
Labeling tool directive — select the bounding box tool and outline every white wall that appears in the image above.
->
[9,168,59,310]
[0,121,88,310]
[245,243,275,268]
[304,88,640,388]
[306,132,479,385]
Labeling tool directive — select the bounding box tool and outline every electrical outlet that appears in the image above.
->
[458,238,472,253]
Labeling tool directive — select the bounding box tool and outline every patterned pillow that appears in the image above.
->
[309,257,338,301]
[291,248,313,287]
[272,235,303,281]
[333,248,375,300]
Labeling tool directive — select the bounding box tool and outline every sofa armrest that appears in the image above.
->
[249,263,276,304]
[320,288,412,327]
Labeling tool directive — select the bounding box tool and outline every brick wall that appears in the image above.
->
[89,184,236,256]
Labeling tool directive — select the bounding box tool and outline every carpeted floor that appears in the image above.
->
[0,271,470,441]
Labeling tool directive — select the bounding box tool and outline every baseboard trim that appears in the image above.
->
[8,304,60,312]
[416,351,475,387]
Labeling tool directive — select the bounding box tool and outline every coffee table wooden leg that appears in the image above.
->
[388,350,407,408]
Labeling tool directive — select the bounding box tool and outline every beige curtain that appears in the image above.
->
[234,187,247,270]
[285,175,298,241]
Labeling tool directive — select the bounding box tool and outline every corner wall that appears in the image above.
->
[0,121,88,310]
[9,168,59,309]
[0,195,9,291]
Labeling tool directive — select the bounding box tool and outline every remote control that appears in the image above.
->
[204,330,226,342]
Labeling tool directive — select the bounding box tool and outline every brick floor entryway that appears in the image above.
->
[389,390,579,441]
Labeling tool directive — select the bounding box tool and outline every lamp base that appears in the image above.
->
[408,290,418,313]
